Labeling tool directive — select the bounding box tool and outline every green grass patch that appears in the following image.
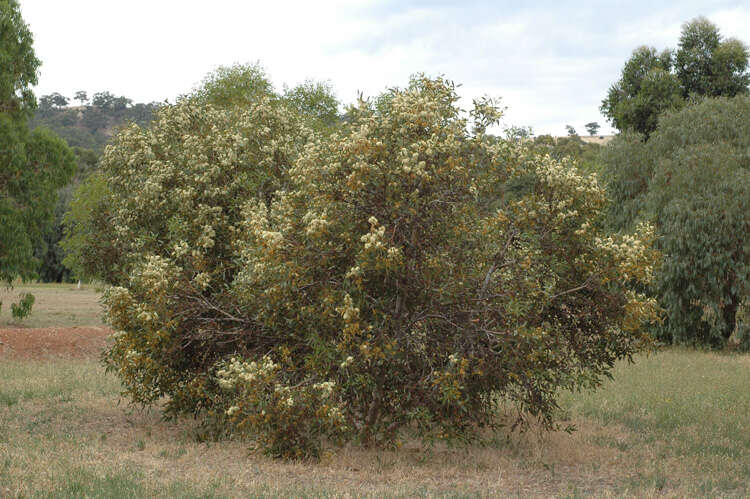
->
[0,282,103,328]
[560,348,750,495]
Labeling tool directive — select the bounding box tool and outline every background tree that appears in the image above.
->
[600,46,682,137]
[648,97,750,348]
[282,79,339,131]
[598,130,652,232]
[91,91,115,110]
[50,92,68,108]
[530,134,602,174]
[111,95,132,111]
[38,147,99,282]
[0,0,76,288]
[602,18,750,138]
[38,92,69,112]
[73,90,88,106]
[585,121,600,136]
[675,17,750,98]
[503,124,533,143]
[60,171,111,282]
[565,124,577,136]
[190,63,274,110]
[191,63,339,132]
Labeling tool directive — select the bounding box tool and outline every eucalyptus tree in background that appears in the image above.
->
[282,79,340,132]
[601,17,749,138]
[600,46,682,138]
[0,0,76,292]
[585,122,600,136]
[191,63,340,132]
[91,91,116,109]
[565,124,577,136]
[190,63,274,111]
[675,17,750,98]
[600,96,750,349]
[647,97,750,349]
[112,95,132,111]
[74,90,88,106]
[38,92,69,111]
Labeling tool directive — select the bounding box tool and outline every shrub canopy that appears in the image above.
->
[85,75,659,458]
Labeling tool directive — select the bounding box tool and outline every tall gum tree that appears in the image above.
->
[601,17,749,138]
[0,0,75,288]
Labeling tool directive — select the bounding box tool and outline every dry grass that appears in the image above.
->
[0,283,103,328]
[0,360,629,497]
[2,350,748,497]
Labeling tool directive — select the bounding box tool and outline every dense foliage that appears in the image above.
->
[601,46,682,138]
[600,96,750,349]
[62,64,338,284]
[81,73,659,458]
[601,17,749,137]
[0,0,76,288]
[189,63,339,133]
[598,130,653,232]
[675,17,750,97]
[35,147,98,282]
[650,98,750,348]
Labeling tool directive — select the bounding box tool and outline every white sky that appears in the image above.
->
[19,1,750,136]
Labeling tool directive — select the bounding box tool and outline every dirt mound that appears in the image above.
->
[0,327,112,359]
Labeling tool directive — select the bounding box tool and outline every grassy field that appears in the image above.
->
[0,282,104,328]
[1,284,749,497]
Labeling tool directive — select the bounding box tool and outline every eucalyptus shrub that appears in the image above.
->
[97,76,658,459]
[648,97,750,348]
[600,96,750,349]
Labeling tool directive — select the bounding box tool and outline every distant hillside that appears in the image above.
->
[28,92,161,283]
[578,135,614,145]
[30,92,160,151]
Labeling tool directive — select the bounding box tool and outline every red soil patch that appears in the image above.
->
[0,327,112,359]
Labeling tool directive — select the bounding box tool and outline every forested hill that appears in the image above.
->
[29,91,160,151]
[27,91,160,283]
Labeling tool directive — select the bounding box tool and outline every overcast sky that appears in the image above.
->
[19,1,750,136]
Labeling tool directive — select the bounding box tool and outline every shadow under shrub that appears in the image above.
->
[92,74,659,459]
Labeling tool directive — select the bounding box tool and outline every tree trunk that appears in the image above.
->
[722,293,738,341]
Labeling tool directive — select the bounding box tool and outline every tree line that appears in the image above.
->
[598,17,749,349]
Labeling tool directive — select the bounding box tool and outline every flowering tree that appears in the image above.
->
[91,75,659,459]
